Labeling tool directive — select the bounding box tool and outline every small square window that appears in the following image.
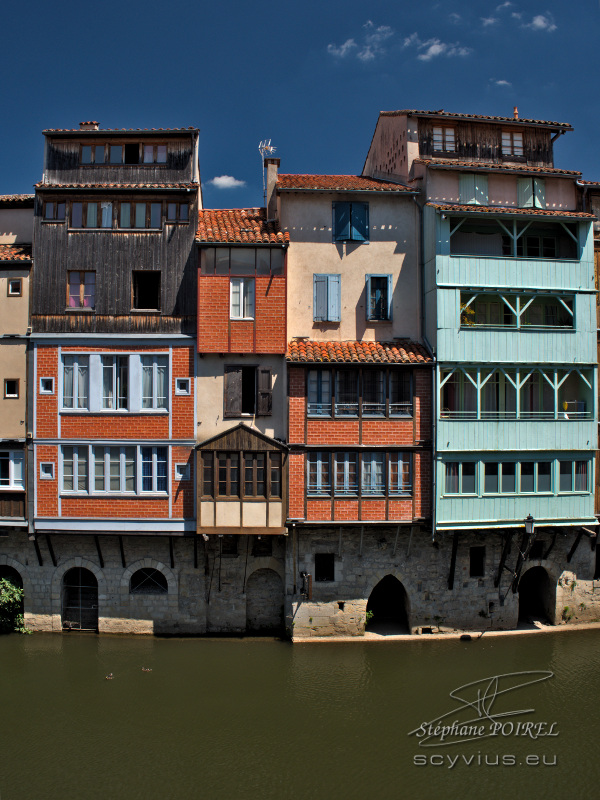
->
[40,462,55,480]
[4,379,19,399]
[175,377,191,395]
[8,279,22,297]
[175,463,190,481]
[132,271,161,311]
[40,377,55,394]
[315,553,335,582]
[470,546,485,578]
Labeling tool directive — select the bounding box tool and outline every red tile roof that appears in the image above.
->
[0,244,32,262]
[578,180,600,186]
[196,208,289,244]
[427,203,594,219]
[277,174,415,192]
[44,127,198,134]
[415,159,580,176]
[0,194,35,205]
[286,340,432,364]
[381,110,572,129]
[36,182,197,190]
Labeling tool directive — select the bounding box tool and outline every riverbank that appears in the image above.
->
[294,619,600,643]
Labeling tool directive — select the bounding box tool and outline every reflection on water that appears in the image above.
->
[1,631,599,799]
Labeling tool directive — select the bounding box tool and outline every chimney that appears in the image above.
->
[79,121,99,131]
[265,157,280,221]
[513,106,519,120]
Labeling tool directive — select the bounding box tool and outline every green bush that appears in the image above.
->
[0,579,30,634]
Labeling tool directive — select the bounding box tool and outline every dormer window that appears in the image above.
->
[433,126,455,152]
[501,131,523,157]
[81,145,105,165]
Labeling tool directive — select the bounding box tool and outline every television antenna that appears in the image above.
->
[259,140,277,208]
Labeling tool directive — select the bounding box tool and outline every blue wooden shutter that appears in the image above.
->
[313,274,328,321]
[351,202,369,241]
[327,274,341,321]
[517,178,533,208]
[386,274,393,320]
[459,174,476,205]
[333,202,350,241]
[534,178,546,209]
[475,175,488,206]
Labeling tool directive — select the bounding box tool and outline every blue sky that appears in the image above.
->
[2,0,598,208]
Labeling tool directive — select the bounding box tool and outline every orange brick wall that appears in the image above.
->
[288,368,306,443]
[36,445,58,516]
[61,415,169,440]
[36,348,59,438]
[306,500,332,521]
[197,275,286,354]
[288,452,305,518]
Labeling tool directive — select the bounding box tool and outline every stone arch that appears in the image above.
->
[51,558,106,622]
[519,566,556,625]
[0,556,32,602]
[246,558,285,584]
[120,559,177,595]
[366,574,411,634]
[61,567,99,631]
[245,568,284,634]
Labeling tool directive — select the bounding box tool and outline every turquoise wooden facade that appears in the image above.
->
[424,205,598,532]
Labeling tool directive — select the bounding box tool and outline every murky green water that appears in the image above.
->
[0,630,598,800]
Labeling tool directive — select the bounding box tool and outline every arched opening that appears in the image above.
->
[62,568,98,631]
[0,565,24,615]
[245,569,284,635]
[518,566,555,625]
[130,568,168,595]
[366,575,410,634]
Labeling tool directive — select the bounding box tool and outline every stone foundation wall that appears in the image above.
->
[285,526,599,639]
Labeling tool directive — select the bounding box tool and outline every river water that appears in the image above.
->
[0,630,598,800]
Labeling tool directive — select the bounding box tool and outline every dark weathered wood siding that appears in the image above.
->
[418,121,554,166]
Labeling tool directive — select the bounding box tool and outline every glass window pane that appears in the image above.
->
[77,450,87,491]
[12,453,24,488]
[56,203,66,220]
[81,146,92,164]
[445,462,459,494]
[94,145,105,164]
[143,145,154,164]
[45,202,54,220]
[229,453,239,496]
[559,461,572,492]
[203,453,213,496]
[256,250,270,275]
[63,447,74,491]
[142,447,153,491]
[125,448,135,492]
[109,448,121,491]
[521,462,535,493]
[156,145,167,163]
[69,273,81,307]
[167,203,177,221]
[484,463,498,494]
[230,279,241,317]
[574,461,588,492]
[83,273,95,309]
[462,462,476,494]
[0,454,8,485]
[230,248,255,274]
[156,447,167,492]
[537,462,552,492]
[110,145,122,164]
[86,203,97,228]
[101,202,112,228]
[120,202,131,228]
[501,462,515,493]
[270,249,284,275]
[103,358,114,409]
[71,202,83,228]
[179,203,188,221]
[156,359,167,409]
[215,249,229,275]
[150,203,161,228]
[95,450,105,491]
[135,203,146,228]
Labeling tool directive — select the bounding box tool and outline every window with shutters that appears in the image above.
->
[459,173,488,206]
[332,202,369,242]
[366,274,392,321]
[224,366,272,417]
[313,274,341,322]
[517,177,545,209]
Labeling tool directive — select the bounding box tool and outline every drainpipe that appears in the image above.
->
[576,180,589,213]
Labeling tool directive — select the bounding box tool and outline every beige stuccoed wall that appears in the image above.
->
[281,193,420,342]
[0,208,33,244]
[0,342,27,438]
[196,354,286,441]
[0,268,30,334]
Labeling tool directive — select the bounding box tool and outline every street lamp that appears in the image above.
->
[525,514,535,535]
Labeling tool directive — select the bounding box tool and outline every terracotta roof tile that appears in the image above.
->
[36,182,197,190]
[578,180,600,186]
[381,110,572,129]
[196,208,289,244]
[415,159,580,176]
[277,174,415,192]
[286,340,432,364]
[0,194,35,204]
[0,244,32,262]
[427,203,594,219]
[44,127,197,134]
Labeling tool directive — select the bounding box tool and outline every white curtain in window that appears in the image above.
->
[77,361,88,408]
[156,360,167,408]
[142,360,153,408]
[63,358,74,407]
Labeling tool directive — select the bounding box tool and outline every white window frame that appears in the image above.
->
[102,355,129,410]
[61,445,89,494]
[4,379,19,399]
[40,377,55,395]
[0,450,24,490]
[361,452,385,496]
[141,446,168,493]
[334,452,358,496]
[8,278,22,297]
[432,126,455,152]
[175,463,190,481]
[40,462,55,480]
[62,354,89,410]
[92,445,137,494]
[389,453,412,496]
[501,130,523,157]
[230,277,255,320]
[175,377,191,396]
[141,355,168,410]
[307,451,331,496]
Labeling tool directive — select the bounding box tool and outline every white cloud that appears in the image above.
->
[405,34,471,61]
[448,13,461,24]
[496,1,512,10]
[209,175,246,189]
[511,11,522,20]
[491,78,512,87]
[327,38,357,58]
[328,20,393,61]
[524,13,557,32]
[481,17,498,26]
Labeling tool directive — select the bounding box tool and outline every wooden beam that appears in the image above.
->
[119,536,126,568]
[45,534,57,568]
[448,532,459,590]
[33,537,43,567]
[94,535,104,569]
[567,529,584,563]
[543,531,557,560]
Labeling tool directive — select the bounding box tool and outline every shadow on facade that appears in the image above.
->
[518,566,556,625]
[246,568,284,635]
[366,575,410,634]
